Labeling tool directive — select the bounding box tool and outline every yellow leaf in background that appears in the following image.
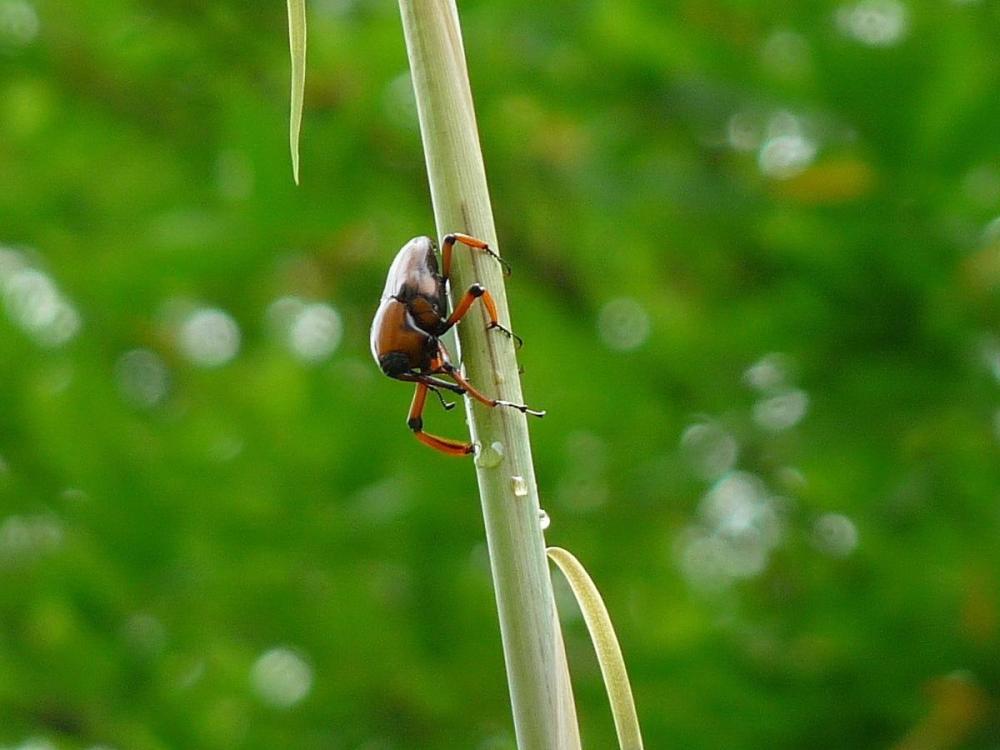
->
[775,157,876,204]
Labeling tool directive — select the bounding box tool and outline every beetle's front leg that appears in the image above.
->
[486,321,523,349]
[441,232,512,278]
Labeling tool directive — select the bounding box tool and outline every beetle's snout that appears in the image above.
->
[379,351,411,378]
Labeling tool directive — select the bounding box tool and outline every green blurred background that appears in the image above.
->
[2,0,1000,747]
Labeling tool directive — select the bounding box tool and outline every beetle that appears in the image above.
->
[371,232,544,456]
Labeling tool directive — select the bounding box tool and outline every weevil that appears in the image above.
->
[370,233,544,456]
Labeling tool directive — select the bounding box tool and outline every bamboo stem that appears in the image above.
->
[397,2,572,747]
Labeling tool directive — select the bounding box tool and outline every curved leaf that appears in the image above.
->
[547,546,644,750]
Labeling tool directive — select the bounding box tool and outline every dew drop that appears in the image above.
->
[753,389,810,431]
[758,133,816,179]
[511,475,528,497]
[743,352,793,392]
[812,513,859,557]
[836,0,908,47]
[597,298,650,351]
[266,295,306,335]
[2,265,81,347]
[474,441,505,469]
[680,422,739,480]
[289,302,342,362]
[0,513,64,566]
[538,509,551,530]
[115,348,169,408]
[178,307,240,367]
[251,646,313,708]
[0,0,40,49]
[727,110,764,152]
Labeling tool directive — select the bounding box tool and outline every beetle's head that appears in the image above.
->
[378,351,412,378]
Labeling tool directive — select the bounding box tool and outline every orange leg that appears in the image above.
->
[441,233,511,278]
[407,382,474,456]
[441,283,522,347]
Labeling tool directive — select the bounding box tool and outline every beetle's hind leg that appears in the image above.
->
[407,382,474,456]
[442,284,524,348]
[441,233,512,277]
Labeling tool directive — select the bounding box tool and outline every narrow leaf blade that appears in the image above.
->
[552,599,583,750]
[547,546,644,750]
[286,0,307,184]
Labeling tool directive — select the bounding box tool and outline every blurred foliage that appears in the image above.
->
[2,0,1000,748]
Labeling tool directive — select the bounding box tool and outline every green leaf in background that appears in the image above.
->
[286,0,306,184]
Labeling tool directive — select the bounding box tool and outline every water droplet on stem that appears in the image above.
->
[511,475,528,497]
[474,441,505,468]
[538,509,551,530]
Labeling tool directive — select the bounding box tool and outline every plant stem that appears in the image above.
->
[397,2,573,747]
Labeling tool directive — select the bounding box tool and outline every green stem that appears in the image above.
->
[397,2,575,747]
